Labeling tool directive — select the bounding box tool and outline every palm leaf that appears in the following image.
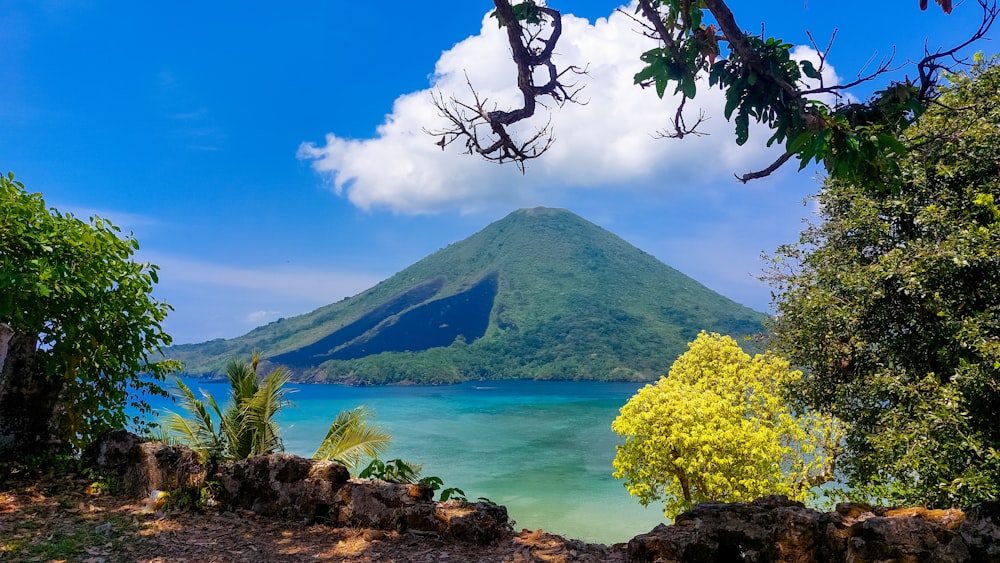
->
[222,357,259,459]
[155,354,391,467]
[245,367,295,456]
[313,405,392,471]
[159,378,224,461]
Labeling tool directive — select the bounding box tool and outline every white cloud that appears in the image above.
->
[245,309,283,326]
[300,5,844,215]
[146,253,388,343]
[790,45,855,107]
[146,253,383,301]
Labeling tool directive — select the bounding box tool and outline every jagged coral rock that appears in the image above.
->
[627,495,1000,563]
[84,429,205,499]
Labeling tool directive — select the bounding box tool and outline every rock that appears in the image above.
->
[849,510,970,562]
[217,454,349,520]
[959,501,1000,562]
[79,443,514,547]
[627,495,1000,563]
[83,429,146,473]
[83,430,205,499]
[435,500,512,544]
[335,477,435,531]
[218,455,510,544]
[628,496,829,563]
[129,441,206,498]
[0,328,66,457]
[0,322,12,375]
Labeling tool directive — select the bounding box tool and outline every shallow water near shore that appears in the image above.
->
[144,379,666,544]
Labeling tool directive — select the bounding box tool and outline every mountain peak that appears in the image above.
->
[515,206,567,216]
[168,209,765,383]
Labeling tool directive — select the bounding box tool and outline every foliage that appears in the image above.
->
[312,405,393,470]
[442,0,995,185]
[159,354,292,463]
[359,458,421,483]
[765,56,1000,507]
[359,458,468,502]
[158,353,390,470]
[168,208,765,384]
[612,331,837,518]
[0,172,178,452]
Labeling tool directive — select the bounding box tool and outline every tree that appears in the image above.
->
[765,56,1000,507]
[433,0,996,185]
[159,353,391,471]
[611,331,837,518]
[0,173,178,457]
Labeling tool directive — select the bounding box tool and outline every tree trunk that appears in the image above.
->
[0,327,65,458]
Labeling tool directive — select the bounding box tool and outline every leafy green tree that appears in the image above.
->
[160,353,391,471]
[765,56,1000,507]
[435,0,995,186]
[611,332,837,518]
[0,172,177,457]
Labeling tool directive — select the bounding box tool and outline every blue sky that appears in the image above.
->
[2,1,992,345]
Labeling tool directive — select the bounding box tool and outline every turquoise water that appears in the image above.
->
[144,379,666,544]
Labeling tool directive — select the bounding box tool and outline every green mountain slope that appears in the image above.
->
[167,207,766,384]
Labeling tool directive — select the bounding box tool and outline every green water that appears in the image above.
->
[149,379,666,544]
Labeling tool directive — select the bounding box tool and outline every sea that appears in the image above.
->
[138,378,667,544]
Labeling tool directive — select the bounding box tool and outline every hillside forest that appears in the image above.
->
[167,207,766,385]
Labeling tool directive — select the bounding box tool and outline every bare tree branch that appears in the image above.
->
[428,0,996,182]
[916,0,998,99]
[654,95,709,139]
[737,151,794,183]
[426,1,585,170]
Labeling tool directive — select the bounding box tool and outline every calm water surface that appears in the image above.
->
[145,379,666,544]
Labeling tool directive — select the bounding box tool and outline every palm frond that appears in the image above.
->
[313,405,392,471]
[155,355,392,468]
[245,367,296,456]
[158,378,224,461]
[221,357,262,459]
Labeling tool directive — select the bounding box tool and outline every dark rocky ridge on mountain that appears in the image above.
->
[167,207,766,384]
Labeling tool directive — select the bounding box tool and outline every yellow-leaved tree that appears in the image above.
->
[612,331,838,518]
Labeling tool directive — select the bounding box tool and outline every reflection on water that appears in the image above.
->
[141,379,666,544]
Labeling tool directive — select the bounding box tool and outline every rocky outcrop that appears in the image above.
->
[218,455,512,543]
[435,499,512,544]
[88,433,1000,556]
[217,454,349,519]
[85,432,511,545]
[627,495,1000,563]
[84,429,206,498]
[0,327,65,457]
[334,476,436,530]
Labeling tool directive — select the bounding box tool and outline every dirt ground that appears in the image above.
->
[0,469,628,562]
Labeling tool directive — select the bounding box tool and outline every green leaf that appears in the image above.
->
[634,64,658,85]
[689,5,703,29]
[788,130,813,154]
[655,74,667,99]
[724,89,741,119]
[419,476,444,490]
[800,60,821,80]
[735,111,750,145]
[680,76,697,99]
[879,133,907,156]
[440,487,467,502]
